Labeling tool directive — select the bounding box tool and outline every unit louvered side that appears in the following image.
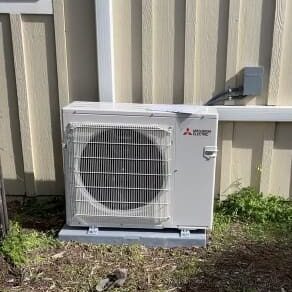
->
[64,123,173,227]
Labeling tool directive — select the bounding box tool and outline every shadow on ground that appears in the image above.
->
[7,197,65,233]
[180,240,292,292]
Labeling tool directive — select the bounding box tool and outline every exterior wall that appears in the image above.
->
[0,0,291,198]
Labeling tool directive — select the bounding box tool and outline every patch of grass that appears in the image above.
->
[0,221,57,266]
[243,221,292,242]
[214,187,292,243]
[213,212,232,236]
[173,257,198,286]
[216,187,292,225]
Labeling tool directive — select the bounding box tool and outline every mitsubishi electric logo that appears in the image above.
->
[183,128,192,135]
[183,128,211,136]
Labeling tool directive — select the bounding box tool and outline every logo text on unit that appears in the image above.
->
[183,128,212,136]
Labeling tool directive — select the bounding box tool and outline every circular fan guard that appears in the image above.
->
[79,128,166,210]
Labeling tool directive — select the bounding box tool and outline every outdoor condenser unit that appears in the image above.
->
[61,102,218,246]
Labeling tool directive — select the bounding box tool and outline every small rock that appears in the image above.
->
[52,251,65,259]
[113,268,128,282]
[95,278,110,292]
[94,268,128,291]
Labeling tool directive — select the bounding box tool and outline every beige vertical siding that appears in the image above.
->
[0,15,25,195]
[22,15,63,195]
[277,0,292,105]
[0,0,291,198]
[270,123,292,198]
[112,0,142,103]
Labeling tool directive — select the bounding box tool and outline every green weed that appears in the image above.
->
[216,187,292,225]
[0,221,57,266]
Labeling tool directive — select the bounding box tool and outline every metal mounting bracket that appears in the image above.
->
[88,226,99,235]
[180,229,191,238]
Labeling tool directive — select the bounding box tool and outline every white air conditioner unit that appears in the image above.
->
[62,102,218,235]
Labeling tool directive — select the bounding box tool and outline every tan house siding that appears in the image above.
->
[0,0,291,198]
[0,15,25,195]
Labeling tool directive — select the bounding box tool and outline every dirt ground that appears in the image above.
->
[1,200,292,292]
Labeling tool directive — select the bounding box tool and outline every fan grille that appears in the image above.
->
[65,123,172,224]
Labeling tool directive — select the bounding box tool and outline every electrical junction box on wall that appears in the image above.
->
[243,66,264,96]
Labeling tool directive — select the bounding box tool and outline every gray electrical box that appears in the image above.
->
[243,66,264,96]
